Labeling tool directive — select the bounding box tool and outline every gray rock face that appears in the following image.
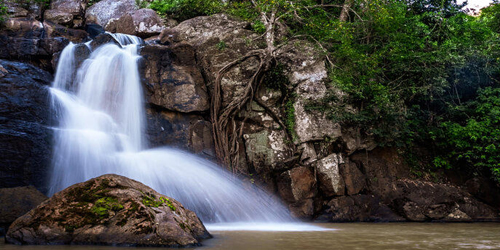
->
[140,43,209,113]
[106,9,165,38]
[0,60,53,193]
[44,0,89,28]
[277,40,342,143]
[0,187,47,236]
[316,153,345,197]
[6,174,211,246]
[86,0,137,28]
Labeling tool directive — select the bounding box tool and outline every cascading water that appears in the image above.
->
[48,33,318,230]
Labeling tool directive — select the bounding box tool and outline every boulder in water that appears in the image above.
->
[6,174,211,247]
[0,186,47,236]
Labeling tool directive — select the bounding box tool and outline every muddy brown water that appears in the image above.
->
[2,223,500,250]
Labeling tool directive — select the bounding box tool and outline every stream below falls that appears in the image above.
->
[2,223,500,249]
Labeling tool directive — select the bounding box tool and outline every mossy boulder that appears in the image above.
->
[5,174,211,247]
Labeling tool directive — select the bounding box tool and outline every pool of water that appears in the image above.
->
[2,223,500,249]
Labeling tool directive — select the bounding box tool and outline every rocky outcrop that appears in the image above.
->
[140,43,209,113]
[44,0,89,28]
[146,108,214,157]
[106,9,165,38]
[0,187,47,236]
[0,60,53,193]
[86,0,138,28]
[0,17,87,72]
[388,179,498,222]
[6,174,211,246]
[5,1,43,19]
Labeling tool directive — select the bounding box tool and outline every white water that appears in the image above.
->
[48,34,311,228]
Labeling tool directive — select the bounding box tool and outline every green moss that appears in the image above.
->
[142,193,176,211]
[285,98,298,142]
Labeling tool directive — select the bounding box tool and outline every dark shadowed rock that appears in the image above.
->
[85,0,137,29]
[318,195,404,222]
[340,159,366,195]
[0,18,71,72]
[6,174,211,246]
[89,33,121,49]
[146,108,214,157]
[140,43,209,113]
[5,1,43,19]
[106,9,165,38]
[85,23,105,39]
[0,60,53,193]
[388,179,499,222]
[351,147,409,198]
[43,21,89,43]
[0,186,47,236]
[277,166,317,203]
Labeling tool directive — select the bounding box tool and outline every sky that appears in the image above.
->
[459,0,494,9]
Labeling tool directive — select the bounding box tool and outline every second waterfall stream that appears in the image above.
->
[48,33,325,231]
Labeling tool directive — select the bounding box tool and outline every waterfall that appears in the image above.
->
[48,34,295,224]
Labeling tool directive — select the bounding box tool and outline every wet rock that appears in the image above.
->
[0,60,53,193]
[85,23,105,39]
[140,44,209,113]
[146,108,214,157]
[316,153,345,197]
[0,18,70,72]
[289,199,314,219]
[465,177,500,208]
[44,0,89,28]
[277,166,316,203]
[351,147,409,198]
[6,174,211,246]
[2,18,44,38]
[340,159,366,195]
[43,21,89,43]
[0,187,47,236]
[5,1,43,19]
[389,179,499,222]
[318,195,404,222]
[106,9,165,38]
[86,0,138,28]
[89,33,121,49]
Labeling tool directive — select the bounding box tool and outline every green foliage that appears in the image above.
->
[0,0,8,23]
[216,40,227,50]
[434,87,500,182]
[285,98,298,142]
[251,20,266,34]
[149,0,224,20]
[88,0,102,8]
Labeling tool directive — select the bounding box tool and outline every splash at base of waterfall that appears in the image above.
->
[206,223,335,232]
